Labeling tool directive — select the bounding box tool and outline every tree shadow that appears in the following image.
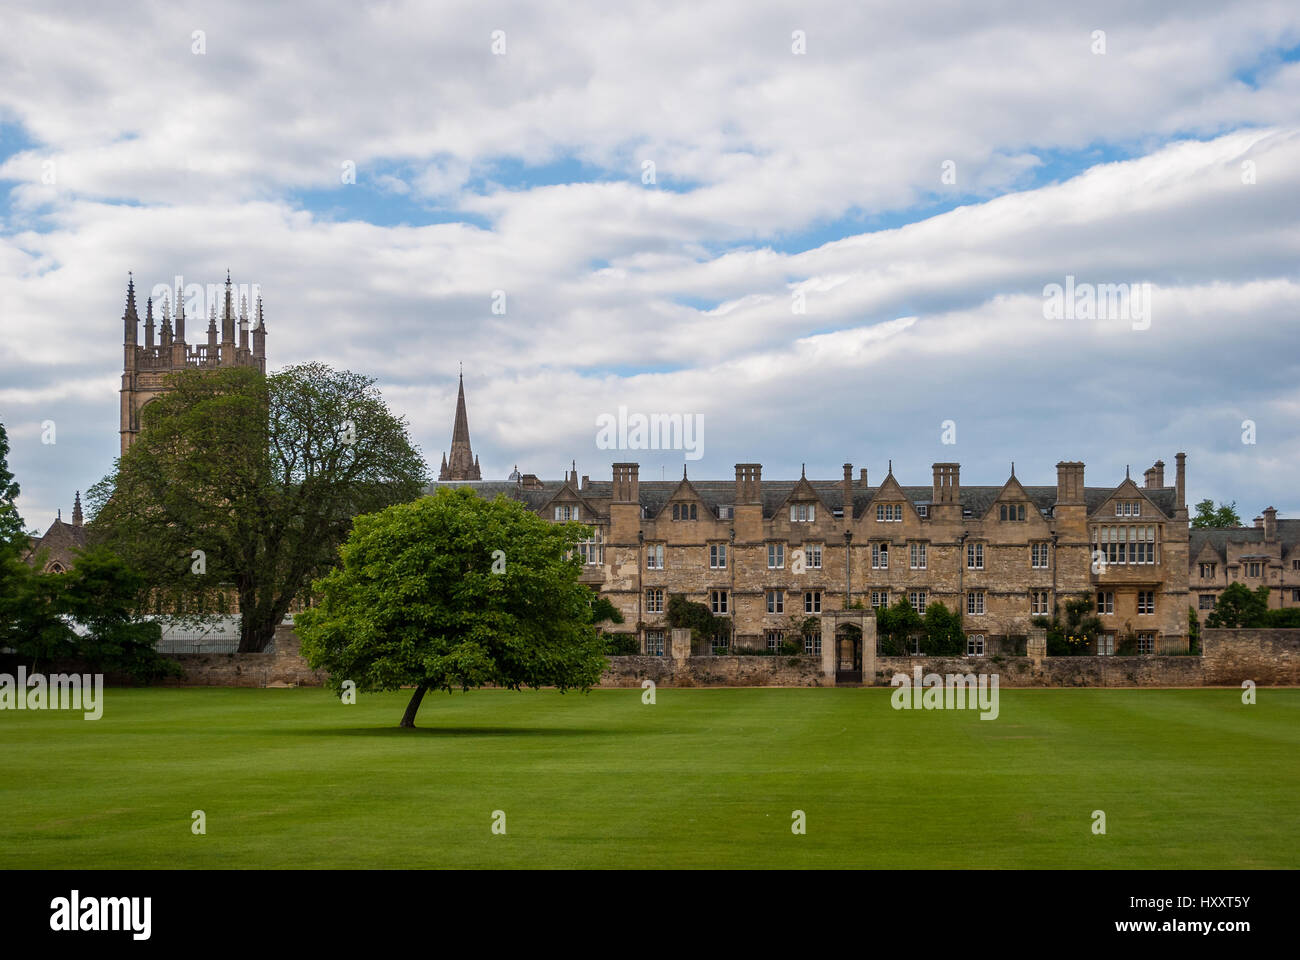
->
[273,725,622,738]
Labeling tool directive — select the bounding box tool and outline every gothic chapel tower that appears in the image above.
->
[119,271,268,455]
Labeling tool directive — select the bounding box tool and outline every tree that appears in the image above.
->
[876,599,923,655]
[1192,499,1243,528]
[1036,595,1102,656]
[920,601,965,656]
[88,362,427,652]
[0,421,26,547]
[1206,582,1270,628]
[295,487,609,728]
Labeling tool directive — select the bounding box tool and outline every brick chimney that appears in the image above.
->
[932,463,960,504]
[1264,506,1278,542]
[734,463,762,505]
[1055,461,1085,505]
[612,463,640,503]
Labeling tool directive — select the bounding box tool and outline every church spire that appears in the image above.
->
[72,491,83,527]
[123,272,139,344]
[144,294,156,348]
[438,370,481,481]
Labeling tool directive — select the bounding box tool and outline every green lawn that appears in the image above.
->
[3,686,1296,868]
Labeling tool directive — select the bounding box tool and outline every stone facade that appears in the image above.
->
[429,453,1193,666]
[1190,509,1300,614]
[119,272,267,457]
[1201,627,1300,685]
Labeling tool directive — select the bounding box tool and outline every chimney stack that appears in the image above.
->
[1154,460,1165,487]
[842,463,853,520]
[1264,506,1278,542]
[734,463,762,505]
[1143,467,1155,489]
[1175,452,1186,510]
[1253,516,1264,530]
[612,463,640,503]
[859,467,867,486]
[1055,461,1085,505]
[932,463,960,504]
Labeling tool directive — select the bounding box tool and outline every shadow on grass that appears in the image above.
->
[272,725,625,738]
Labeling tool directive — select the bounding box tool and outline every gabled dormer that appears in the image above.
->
[542,466,601,523]
[984,471,1046,526]
[658,467,707,522]
[863,466,920,525]
[776,465,828,524]
[1091,475,1165,522]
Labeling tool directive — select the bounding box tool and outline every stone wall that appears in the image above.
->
[1202,628,1300,685]
[599,655,826,687]
[162,623,327,687]
[874,655,1203,687]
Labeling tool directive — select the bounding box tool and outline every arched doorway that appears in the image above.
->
[836,622,863,684]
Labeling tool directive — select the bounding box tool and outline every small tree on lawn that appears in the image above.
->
[295,487,609,728]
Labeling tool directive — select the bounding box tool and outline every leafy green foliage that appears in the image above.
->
[1191,499,1243,528]
[919,602,966,655]
[89,362,426,652]
[666,593,722,640]
[295,487,609,726]
[1206,582,1269,627]
[875,599,922,655]
[0,421,26,548]
[0,545,175,681]
[1038,595,1103,656]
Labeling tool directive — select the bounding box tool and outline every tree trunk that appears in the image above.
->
[400,684,428,728]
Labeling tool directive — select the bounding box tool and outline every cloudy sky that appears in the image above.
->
[2,0,1299,531]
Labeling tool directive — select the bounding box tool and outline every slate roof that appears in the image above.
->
[426,478,1180,521]
[1189,519,1300,560]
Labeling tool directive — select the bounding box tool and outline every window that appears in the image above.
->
[709,543,727,569]
[870,590,888,609]
[876,503,902,521]
[967,542,984,570]
[554,504,579,521]
[1093,525,1156,565]
[578,531,603,565]
[790,503,816,522]
[766,590,784,615]
[646,543,665,569]
[672,502,698,521]
[765,630,784,652]
[645,630,665,656]
[1097,633,1115,656]
[1199,562,1217,578]
[908,590,927,614]
[967,634,985,656]
[967,591,985,615]
[804,590,822,614]
[1097,591,1114,615]
[1031,542,1050,569]
[1199,594,1216,610]
[916,505,929,518]
[1293,589,1300,603]
[871,542,889,569]
[1115,501,1141,517]
[645,589,664,614]
[767,542,785,569]
[804,632,822,656]
[1031,590,1050,615]
[999,503,1026,521]
[710,590,728,615]
[717,505,733,519]
[805,543,822,569]
[1293,559,1300,571]
[1137,590,1155,615]
[1137,633,1155,655]
[909,542,927,569]
[1247,562,1262,578]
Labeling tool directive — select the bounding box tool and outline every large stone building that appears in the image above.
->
[1190,508,1300,613]
[119,272,267,456]
[427,386,1194,660]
